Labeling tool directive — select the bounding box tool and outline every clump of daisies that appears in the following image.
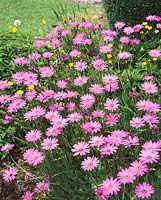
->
[0,15,161,199]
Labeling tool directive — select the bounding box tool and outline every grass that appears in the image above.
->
[0,0,104,36]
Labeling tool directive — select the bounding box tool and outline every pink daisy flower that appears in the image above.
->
[34,182,50,193]
[81,156,99,171]
[74,61,87,71]
[106,113,120,126]
[67,112,83,123]
[139,149,160,164]
[46,126,62,137]
[117,168,136,184]
[102,177,121,196]
[102,74,118,84]
[104,98,119,111]
[142,82,158,94]
[130,117,145,129]
[123,26,134,35]
[3,167,18,182]
[118,51,132,60]
[25,130,42,142]
[122,136,139,148]
[66,102,76,111]
[41,138,58,150]
[39,66,54,77]
[22,191,34,200]
[143,113,159,124]
[135,182,154,199]
[89,136,105,147]
[89,84,104,94]
[148,49,161,58]
[23,148,45,166]
[92,58,107,71]
[114,21,126,29]
[99,143,118,156]
[74,76,88,86]
[129,160,148,176]
[56,80,68,89]
[91,110,105,118]
[142,75,154,81]
[99,45,112,54]
[81,121,101,134]
[1,143,14,152]
[72,141,90,156]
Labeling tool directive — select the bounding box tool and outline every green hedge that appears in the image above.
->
[103,0,161,27]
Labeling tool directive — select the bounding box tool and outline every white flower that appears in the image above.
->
[14,20,21,27]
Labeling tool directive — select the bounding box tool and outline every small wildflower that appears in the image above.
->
[28,85,35,90]
[69,62,74,67]
[16,90,24,95]
[11,26,17,33]
[140,47,144,51]
[107,54,112,59]
[7,81,13,86]
[41,19,47,25]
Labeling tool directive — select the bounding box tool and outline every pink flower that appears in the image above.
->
[119,36,130,44]
[99,45,112,54]
[56,80,68,89]
[0,80,9,90]
[148,49,161,57]
[122,136,139,148]
[102,74,118,84]
[81,121,101,134]
[34,40,45,48]
[22,191,34,200]
[42,52,53,59]
[102,177,121,196]
[135,182,154,199]
[72,141,90,156]
[39,66,54,77]
[80,94,95,110]
[142,75,154,81]
[23,148,45,166]
[24,106,46,121]
[104,98,119,111]
[3,167,18,182]
[89,136,105,147]
[50,39,61,48]
[41,138,58,150]
[143,113,159,124]
[67,112,83,123]
[46,126,62,137]
[118,51,132,60]
[89,84,104,94]
[91,110,105,118]
[92,58,107,71]
[114,21,126,29]
[0,94,11,104]
[1,143,14,152]
[139,149,159,164]
[99,143,118,156]
[129,160,148,176]
[130,117,145,129]
[34,182,50,193]
[123,26,134,35]
[25,90,37,101]
[142,82,158,94]
[81,156,99,171]
[117,168,136,184]
[74,76,88,86]
[51,116,68,128]
[66,102,76,111]
[74,61,87,71]
[106,113,120,126]
[29,53,41,61]
[25,130,42,142]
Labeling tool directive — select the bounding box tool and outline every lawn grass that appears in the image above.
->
[0,0,104,36]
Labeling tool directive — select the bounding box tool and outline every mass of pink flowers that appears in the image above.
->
[0,15,161,199]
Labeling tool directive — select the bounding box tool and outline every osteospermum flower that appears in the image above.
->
[148,49,161,57]
[142,82,158,94]
[74,76,88,86]
[135,182,154,199]
[106,113,120,126]
[74,61,87,71]
[89,136,105,147]
[25,130,42,142]
[117,168,136,184]
[104,98,119,111]
[3,167,18,182]
[1,143,14,152]
[41,138,58,150]
[130,117,145,129]
[23,148,45,166]
[72,141,90,156]
[89,84,104,94]
[129,160,148,176]
[102,177,121,196]
[81,121,101,134]
[22,191,34,200]
[118,51,132,60]
[81,156,99,171]
[34,182,50,193]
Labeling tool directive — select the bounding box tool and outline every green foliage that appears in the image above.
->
[103,0,161,27]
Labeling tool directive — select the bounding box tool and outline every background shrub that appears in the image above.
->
[103,0,161,27]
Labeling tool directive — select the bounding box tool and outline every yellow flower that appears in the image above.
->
[8,81,13,86]
[142,22,148,26]
[28,85,34,90]
[140,47,144,51]
[16,90,24,95]
[61,50,65,53]
[160,39,161,42]
[145,25,152,30]
[69,63,74,67]
[140,31,144,35]
[142,61,147,66]
[107,54,112,59]
[11,27,17,33]
[10,96,14,99]
[148,59,151,62]
[108,43,113,47]
[152,57,157,61]
[41,19,47,25]
[154,30,159,34]
[108,60,112,64]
